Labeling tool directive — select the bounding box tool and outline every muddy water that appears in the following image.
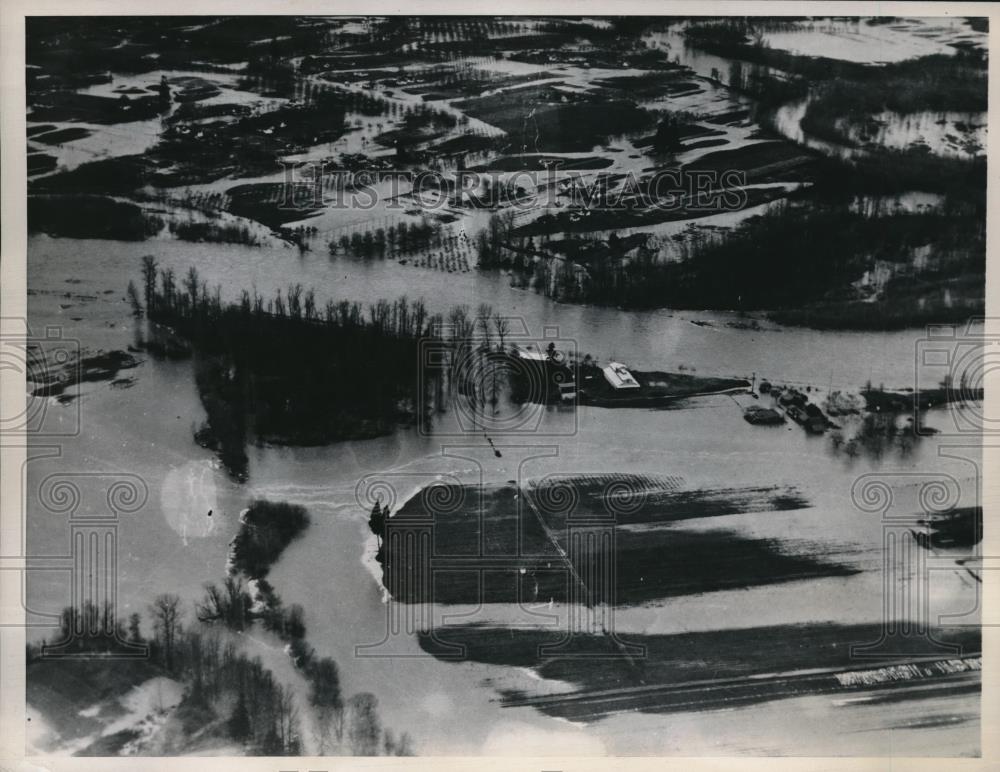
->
[25,233,982,754]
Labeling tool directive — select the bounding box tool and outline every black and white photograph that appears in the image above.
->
[1,6,995,764]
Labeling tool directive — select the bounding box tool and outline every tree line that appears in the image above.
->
[29,494,414,755]
[28,596,413,756]
[130,258,448,478]
[474,198,986,328]
[129,257,541,476]
[330,219,444,258]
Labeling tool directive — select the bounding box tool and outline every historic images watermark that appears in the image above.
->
[0,318,82,440]
[845,321,995,662]
[356,318,650,659]
[913,319,997,437]
[417,318,579,438]
[275,160,750,214]
[34,473,151,659]
[1,318,149,658]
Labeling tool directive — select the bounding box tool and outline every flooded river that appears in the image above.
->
[25,234,982,754]
[21,12,989,758]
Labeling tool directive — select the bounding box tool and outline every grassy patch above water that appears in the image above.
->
[383,477,844,606]
[224,183,323,229]
[31,126,93,145]
[29,195,159,241]
[28,92,162,125]
[456,86,656,152]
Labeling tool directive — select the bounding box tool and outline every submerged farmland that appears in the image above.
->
[23,15,988,758]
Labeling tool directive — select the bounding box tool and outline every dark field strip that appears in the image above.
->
[682,138,730,151]
[26,123,58,137]
[592,72,702,99]
[470,154,614,172]
[524,476,840,607]
[387,482,568,605]
[501,664,981,722]
[524,474,810,525]
[454,86,656,153]
[513,185,792,237]
[605,528,855,605]
[418,623,981,721]
[385,478,850,606]
[28,92,161,125]
[27,152,58,175]
[681,140,819,181]
[224,182,325,227]
[849,681,981,708]
[32,127,92,145]
[395,483,561,558]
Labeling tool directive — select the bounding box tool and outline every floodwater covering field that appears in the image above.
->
[24,232,984,755]
[23,15,987,758]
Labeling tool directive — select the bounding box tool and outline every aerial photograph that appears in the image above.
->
[18,14,988,758]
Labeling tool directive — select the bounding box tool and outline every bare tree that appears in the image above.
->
[382,727,415,755]
[347,692,382,755]
[126,280,144,318]
[276,686,301,754]
[149,594,182,672]
[447,305,473,392]
[309,657,344,753]
[196,577,250,630]
[477,303,493,349]
[395,731,415,756]
[492,312,510,352]
[140,255,158,310]
[127,612,142,644]
[183,266,200,308]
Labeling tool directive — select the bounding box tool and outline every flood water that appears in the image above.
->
[25,234,983,754]
[759,17,985,63]
[22,13,988,758]
[645,20,987,160]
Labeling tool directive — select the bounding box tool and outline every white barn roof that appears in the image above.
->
[603,362,640,390]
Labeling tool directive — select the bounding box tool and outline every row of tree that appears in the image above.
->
[330,219,445,258]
